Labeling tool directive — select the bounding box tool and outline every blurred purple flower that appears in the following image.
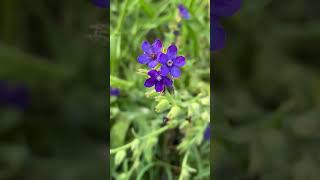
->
[159,45,185,78]
[178,4,190,19]
[0,81,29,109]
[137,39,163,68]
[91,0,109,8]
[144,70,173,92]
[110,87,120,96]
[204,124,210,140]
[211,0,241,51]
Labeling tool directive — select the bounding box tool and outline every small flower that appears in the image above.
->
[159,45,186,78]
[91,0,109,8]
[178,4,190,19]
[204,124,210,140]
[110,87,120,96]
[144,70,173,92]
[211,0,241,51]
[137,39,163,68]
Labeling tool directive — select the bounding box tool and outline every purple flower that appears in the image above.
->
[144,70,173,92]
[137,39,163,68]
[91,0,109,8]
[178,4,190,19]
[0,81,29,109]
[211,0,241,51]
[110,87,120,96]
[204,124,210,140]
[159,45,185,78]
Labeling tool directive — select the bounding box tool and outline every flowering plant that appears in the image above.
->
[137,39,185,93]
[104,1,210,179]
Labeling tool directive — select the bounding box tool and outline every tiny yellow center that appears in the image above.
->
[162,48,167,54]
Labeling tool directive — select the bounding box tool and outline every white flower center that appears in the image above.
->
[167,60,173,67]
[156,76,162,81]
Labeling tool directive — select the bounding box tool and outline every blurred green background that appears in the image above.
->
[213,0,320,179]
[0,1,108,179]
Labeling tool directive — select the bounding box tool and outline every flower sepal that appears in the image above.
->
[166,85,175,95]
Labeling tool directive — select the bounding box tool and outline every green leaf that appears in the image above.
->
[155,99,171,113]
[115,150,127,167]
[167,106,182,119]
[111,120,131,148]
[110,76,133,90]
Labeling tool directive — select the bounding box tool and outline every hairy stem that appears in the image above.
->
[110,121,177,155]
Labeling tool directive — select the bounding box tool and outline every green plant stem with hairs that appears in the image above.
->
[179,150,190,180]
[110,120,178,155]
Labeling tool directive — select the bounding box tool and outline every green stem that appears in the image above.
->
[115,0,129,33]
[179,150,190,180]
[110,142,133,155]
[137,162,173,180]
[110,122,177,155]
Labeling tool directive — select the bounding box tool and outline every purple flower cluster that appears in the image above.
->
[211,0,241,51]
[137,39,186,93]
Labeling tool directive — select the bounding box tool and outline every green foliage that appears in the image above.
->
[110,0,210,179]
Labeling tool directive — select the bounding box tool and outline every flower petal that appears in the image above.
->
[110,87,120,96]
[137,54,151,64]
[141,41,152,54]
[213,0,242,17]
[170,66,181,78]
[178,4,190,19]
[144,77,156,87]
[160,65,170,76]
[147,70,159,77]
[174,56,186,67]
[211,20,226,51]
[148,60,158,68]
[162,76,173,87]
[167,45,177,59]
[159,53,168,64]
[155,81,165,92]
[152,39,163,53]
[204,124,211,140]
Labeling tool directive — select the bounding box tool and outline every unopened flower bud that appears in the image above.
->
[167,106,181,119]
[145,90,158,98]
[155,99,170,112]
[115,150,126,166]
[131,139,140,151]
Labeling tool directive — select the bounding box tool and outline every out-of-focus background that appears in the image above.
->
[0,1,108,179]
[213,0,320,179]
